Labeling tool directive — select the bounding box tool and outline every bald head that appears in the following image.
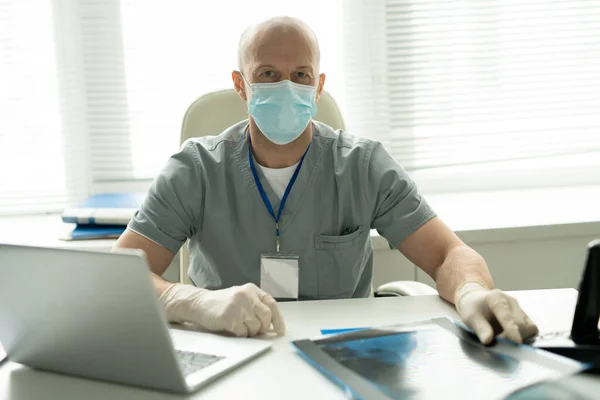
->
[237,16,321,78]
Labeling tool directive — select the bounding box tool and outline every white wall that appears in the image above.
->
[372,222,600,292]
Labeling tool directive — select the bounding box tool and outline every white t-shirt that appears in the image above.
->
[257,161,299,199]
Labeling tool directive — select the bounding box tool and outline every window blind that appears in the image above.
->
[0,0,67,215]
[1,0,345,215]
[2,0,599,216]
[345,0,600,193]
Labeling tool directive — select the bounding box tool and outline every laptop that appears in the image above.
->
[533,239,600,364]
[0,244,272,393]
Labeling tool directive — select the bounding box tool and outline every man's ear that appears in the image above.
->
[232,71,248,101]
[315,73,326,102]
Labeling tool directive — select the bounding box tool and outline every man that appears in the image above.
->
[115,16,539,344]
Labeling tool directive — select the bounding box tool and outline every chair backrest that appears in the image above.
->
[180,88,345,144]
[178,88,346,284]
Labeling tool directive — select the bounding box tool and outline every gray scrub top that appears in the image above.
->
[128,120,436,300]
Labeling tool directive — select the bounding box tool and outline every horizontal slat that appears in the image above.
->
[387,24,600,43]
[386,0,598,16]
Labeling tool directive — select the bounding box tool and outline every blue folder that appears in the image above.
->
[65,224,127,240]
[61,193,145,225]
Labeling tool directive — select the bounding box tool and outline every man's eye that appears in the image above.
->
[262,71,274,78]
[296,72,308,79]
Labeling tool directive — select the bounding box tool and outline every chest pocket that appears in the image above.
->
[315,225,368,299]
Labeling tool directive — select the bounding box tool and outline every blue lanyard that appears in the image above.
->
[248,137,309,252]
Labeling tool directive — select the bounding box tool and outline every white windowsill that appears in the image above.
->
[0,185,599,251]
[0,215,117,251]
[372,185,600,250]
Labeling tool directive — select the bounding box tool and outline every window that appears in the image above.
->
[107,0,346,180]
[345,0,600,193]
[0,0,344,215]
[1,0,599,215]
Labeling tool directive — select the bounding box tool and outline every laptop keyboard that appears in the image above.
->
[175,349,225,376]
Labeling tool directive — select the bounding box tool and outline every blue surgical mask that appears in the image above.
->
[246,79,318,145]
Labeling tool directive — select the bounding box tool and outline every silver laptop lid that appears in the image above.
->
[0,244,187,393]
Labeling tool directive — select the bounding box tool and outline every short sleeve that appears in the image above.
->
[366,142,436,248]
[128,140,204,254]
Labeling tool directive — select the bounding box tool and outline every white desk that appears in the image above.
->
[1,289,599,399]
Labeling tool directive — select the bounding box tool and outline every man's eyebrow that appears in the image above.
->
[256,64,277,70]
[297,66,313,70]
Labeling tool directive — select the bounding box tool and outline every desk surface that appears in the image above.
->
[1,289,598,399]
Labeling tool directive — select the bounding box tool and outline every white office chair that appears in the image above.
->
[179,88,438,297]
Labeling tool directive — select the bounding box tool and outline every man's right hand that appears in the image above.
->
[159,282,286,337]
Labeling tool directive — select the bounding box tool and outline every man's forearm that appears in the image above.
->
[151,273,176,297]
[113,229,178,297]
[434,244,494,304]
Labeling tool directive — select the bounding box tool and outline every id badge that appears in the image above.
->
[260,254,299,301]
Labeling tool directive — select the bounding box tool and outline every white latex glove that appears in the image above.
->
[455,282,539,345]
[159,282,286,337]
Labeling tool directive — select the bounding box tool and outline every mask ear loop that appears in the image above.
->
[239,73,251,140]
[240,73,253,99]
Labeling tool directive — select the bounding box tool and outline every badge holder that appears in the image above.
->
[260,252,299,302]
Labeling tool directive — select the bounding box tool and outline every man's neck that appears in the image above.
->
[248,120,313,168]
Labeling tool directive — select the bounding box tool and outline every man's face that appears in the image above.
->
[234,28,325,102]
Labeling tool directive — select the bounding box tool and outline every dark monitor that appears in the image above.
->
[507,241,600,398]
[571,239,600,345]
[537,239,600,364]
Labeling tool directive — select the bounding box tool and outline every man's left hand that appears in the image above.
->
[456,282,539,345]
